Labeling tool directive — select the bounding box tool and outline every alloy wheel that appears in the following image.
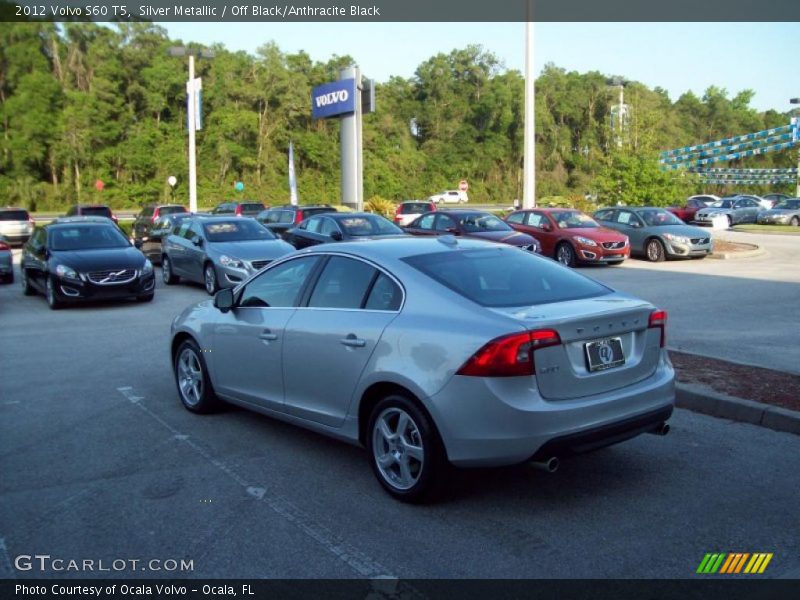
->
[646,239,665,262]
[177,347,203,407]
[162,258,172,283]
[204,265,217,295]
[556,244,576,267]
[371,407,425,491]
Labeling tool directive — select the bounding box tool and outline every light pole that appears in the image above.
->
[168,46,215,213]
[522,6,535,209]
[791,98,800,197]
[607,77,628,148]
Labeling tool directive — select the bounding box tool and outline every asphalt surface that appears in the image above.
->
[576,230,800,374]
[0,247,798,580]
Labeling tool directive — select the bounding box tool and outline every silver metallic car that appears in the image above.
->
[756,198,800,226]
[693,196,762,226]
[162,216,295,294]
[170,237,675,502]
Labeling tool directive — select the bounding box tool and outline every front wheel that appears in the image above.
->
[646,238,666,262]
[555,243,577,267]
[21,270,35,295]
[174,339,219,414]
[162,256,178,285]
[204,263,218,295]
[367,395,447,503]
[790,216,799,227]
[726,215,733,228]
[45,276,63,310]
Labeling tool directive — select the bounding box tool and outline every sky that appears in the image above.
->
[161,22,799,113]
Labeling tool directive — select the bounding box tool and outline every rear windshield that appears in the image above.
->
[241,203,265,212]
[159,206,187,215]
[0,210,29,221]
[203,219,276,242]
[81,206,113,217]
[301,207,336,218]
[337,215,403,236]
[774,199,800,210]
[401,203,432,214]
[403,247,611,307]
[50,225,129,251]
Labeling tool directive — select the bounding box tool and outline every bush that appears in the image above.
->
[364,196,396,219]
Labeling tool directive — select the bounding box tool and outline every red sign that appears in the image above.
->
[94,180,104,191]
[458,180,468,192]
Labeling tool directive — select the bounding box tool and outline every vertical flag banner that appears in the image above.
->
[288,141,298,206]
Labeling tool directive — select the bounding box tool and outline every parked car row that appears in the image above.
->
[668,194,799,226]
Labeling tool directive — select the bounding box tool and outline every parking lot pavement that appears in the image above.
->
[578,231,800,375]
[1,267,799,579]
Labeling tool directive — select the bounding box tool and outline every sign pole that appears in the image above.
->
[523,11,535,208]
[339,66,361,211]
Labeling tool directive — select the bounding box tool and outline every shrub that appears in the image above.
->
[364,196,396,219]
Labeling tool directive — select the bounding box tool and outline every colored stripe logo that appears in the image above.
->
[697,553,773,574]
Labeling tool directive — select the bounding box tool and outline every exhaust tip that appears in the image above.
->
[648,422,670,436]
[530,456,559,473]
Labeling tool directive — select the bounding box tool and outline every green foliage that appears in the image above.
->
[0,23,795,211]
[364,196,396,218]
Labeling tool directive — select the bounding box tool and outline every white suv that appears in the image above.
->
[428,190,468,204]
[0,207,34,245]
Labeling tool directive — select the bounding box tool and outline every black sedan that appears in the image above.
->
[404,209,541,253]
[284,212,406,249]
[21,217,156,309]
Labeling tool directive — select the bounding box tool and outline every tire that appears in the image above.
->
[366,395,447,503]
[555,242,577,267]
[45,276,63,310]
[203,263,218,295]
[790,216,799,227]
[646,238,666,263]
[1,272,13,284]
[21,269,35,296]
[173,339,219,414]
[162,256,178,284]
[726,215,732,228]
[137,292,154,302]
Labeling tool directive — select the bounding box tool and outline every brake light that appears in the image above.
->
[235,205,243,216]
[0,242,9,251]
[648,309,667,348]
[295,210,304,224]
[457,329,561,377]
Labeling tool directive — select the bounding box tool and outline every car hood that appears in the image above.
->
[53,247,145,271]
[559,226,627,242]
[645,224,711,237]
[208,239,295,260]
[466,230,537,246]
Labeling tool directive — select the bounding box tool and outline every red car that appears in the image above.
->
[667,196,717,223]
[504,208,629,267]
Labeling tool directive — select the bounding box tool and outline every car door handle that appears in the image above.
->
[340,334,366,348]
[259,330,278,341]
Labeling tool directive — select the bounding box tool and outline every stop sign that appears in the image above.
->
[458,180,468,192]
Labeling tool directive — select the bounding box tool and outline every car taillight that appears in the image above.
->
[648,309,667,348]
[235,206,243,216]
[0,242,9,251]
[295,210,304,224]
[456,329,561,377]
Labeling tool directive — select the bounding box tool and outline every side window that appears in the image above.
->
[279,211,294,224]
[434,214,457,232]
[308,256,377,309]
[176,221,191,237]
[319,218,340,236]
[365,273,402,311]
[616,211,634,225]
[189,222,204,240]
[239,256,320,308]
[32,228,46,249]
[417,213,436,229]
[594,210,614,222]
[305,217,322,233]
[527,212,545,228]
[506,212,525,224]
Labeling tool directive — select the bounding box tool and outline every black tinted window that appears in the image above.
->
[49,225,129,251]
[0,210,30,221]
[365,273,402,311]
[140,206,155,217]
[159,206,186,216]
[401,203,432,214]
[506,212,525,224]
[203,220,276,241]
[240,256,319,308]
[337,215,402,236]
[81,207,112,217]
[404,247,611,307]
[308,256,376,309]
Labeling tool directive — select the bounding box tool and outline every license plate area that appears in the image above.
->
[584,337,625,372]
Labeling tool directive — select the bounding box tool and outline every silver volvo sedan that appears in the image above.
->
[170,237,674,502]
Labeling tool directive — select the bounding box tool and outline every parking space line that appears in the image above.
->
[115,386,409,585]
[0,537,15,579]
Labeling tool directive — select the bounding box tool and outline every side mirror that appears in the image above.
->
[330,231,343,241]
[192,236,204,247]
[133,240,143,249]
[214,288,234,313]
[445,227,461,235]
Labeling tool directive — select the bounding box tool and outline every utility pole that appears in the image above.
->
[791,99,800,196]
[340,65,363,211]
[522,12,535,209]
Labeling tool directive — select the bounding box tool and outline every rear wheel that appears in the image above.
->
[726,215,732,228]
[791,216,799,227]
[162,256,178,284]
[45,276,63,310]
[555,242,577,267]
[646,238,666,262]
[367,395,447,503]
[204,263,218,295]
[174,339,219,414]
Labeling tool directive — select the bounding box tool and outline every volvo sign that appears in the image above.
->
[312,78,357,120]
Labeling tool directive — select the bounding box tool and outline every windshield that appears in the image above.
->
[458,213,512,233]
[80,206,113,217]
[774,200,800,210]
[0,210,29,221]
[710,200,735,209]
[240,203,265,212]
[404,247,611,307]
[50,225,130,251]
[203,220,276,242]
[338,215,403,236]
[552,211,599,229]
[401,203,433,214]
[638,209,684,227]
[159,206,187,215]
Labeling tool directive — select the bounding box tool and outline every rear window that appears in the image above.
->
[403,247,611,308]
[241,203,265,212]
[401,203,432,214]
[159,206,187,215]
[302,207,336,218]
[0,210,30,221]
[81,206,112,217]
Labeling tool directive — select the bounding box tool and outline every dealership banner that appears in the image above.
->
[311,78,357,120]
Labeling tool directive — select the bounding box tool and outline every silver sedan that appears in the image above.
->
[170,237,675,502]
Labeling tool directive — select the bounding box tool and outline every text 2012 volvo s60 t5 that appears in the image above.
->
[170,237,674,502]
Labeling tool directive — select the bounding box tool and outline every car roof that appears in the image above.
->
[296,235,504,262]
[0,206,28,211]
[519,207,580,213]
[72,204,111,208]
[49,216,116,226]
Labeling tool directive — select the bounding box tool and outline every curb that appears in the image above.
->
[676,382,800,435]
[707,245,765,260]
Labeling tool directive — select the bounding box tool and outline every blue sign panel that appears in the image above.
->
[311,78,356,120]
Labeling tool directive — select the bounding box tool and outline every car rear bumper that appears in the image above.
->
[426,354,675,467]
[54,272,155,301]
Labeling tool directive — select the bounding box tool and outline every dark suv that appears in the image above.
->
[66,204,118,224]
[256,204,337,237]
[211,201,265,217]
[132,204,188,246]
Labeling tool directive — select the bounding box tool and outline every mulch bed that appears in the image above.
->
[712,238,757,253]
[670,350,800,412]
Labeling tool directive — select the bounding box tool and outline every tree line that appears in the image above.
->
[0,21,795,212]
